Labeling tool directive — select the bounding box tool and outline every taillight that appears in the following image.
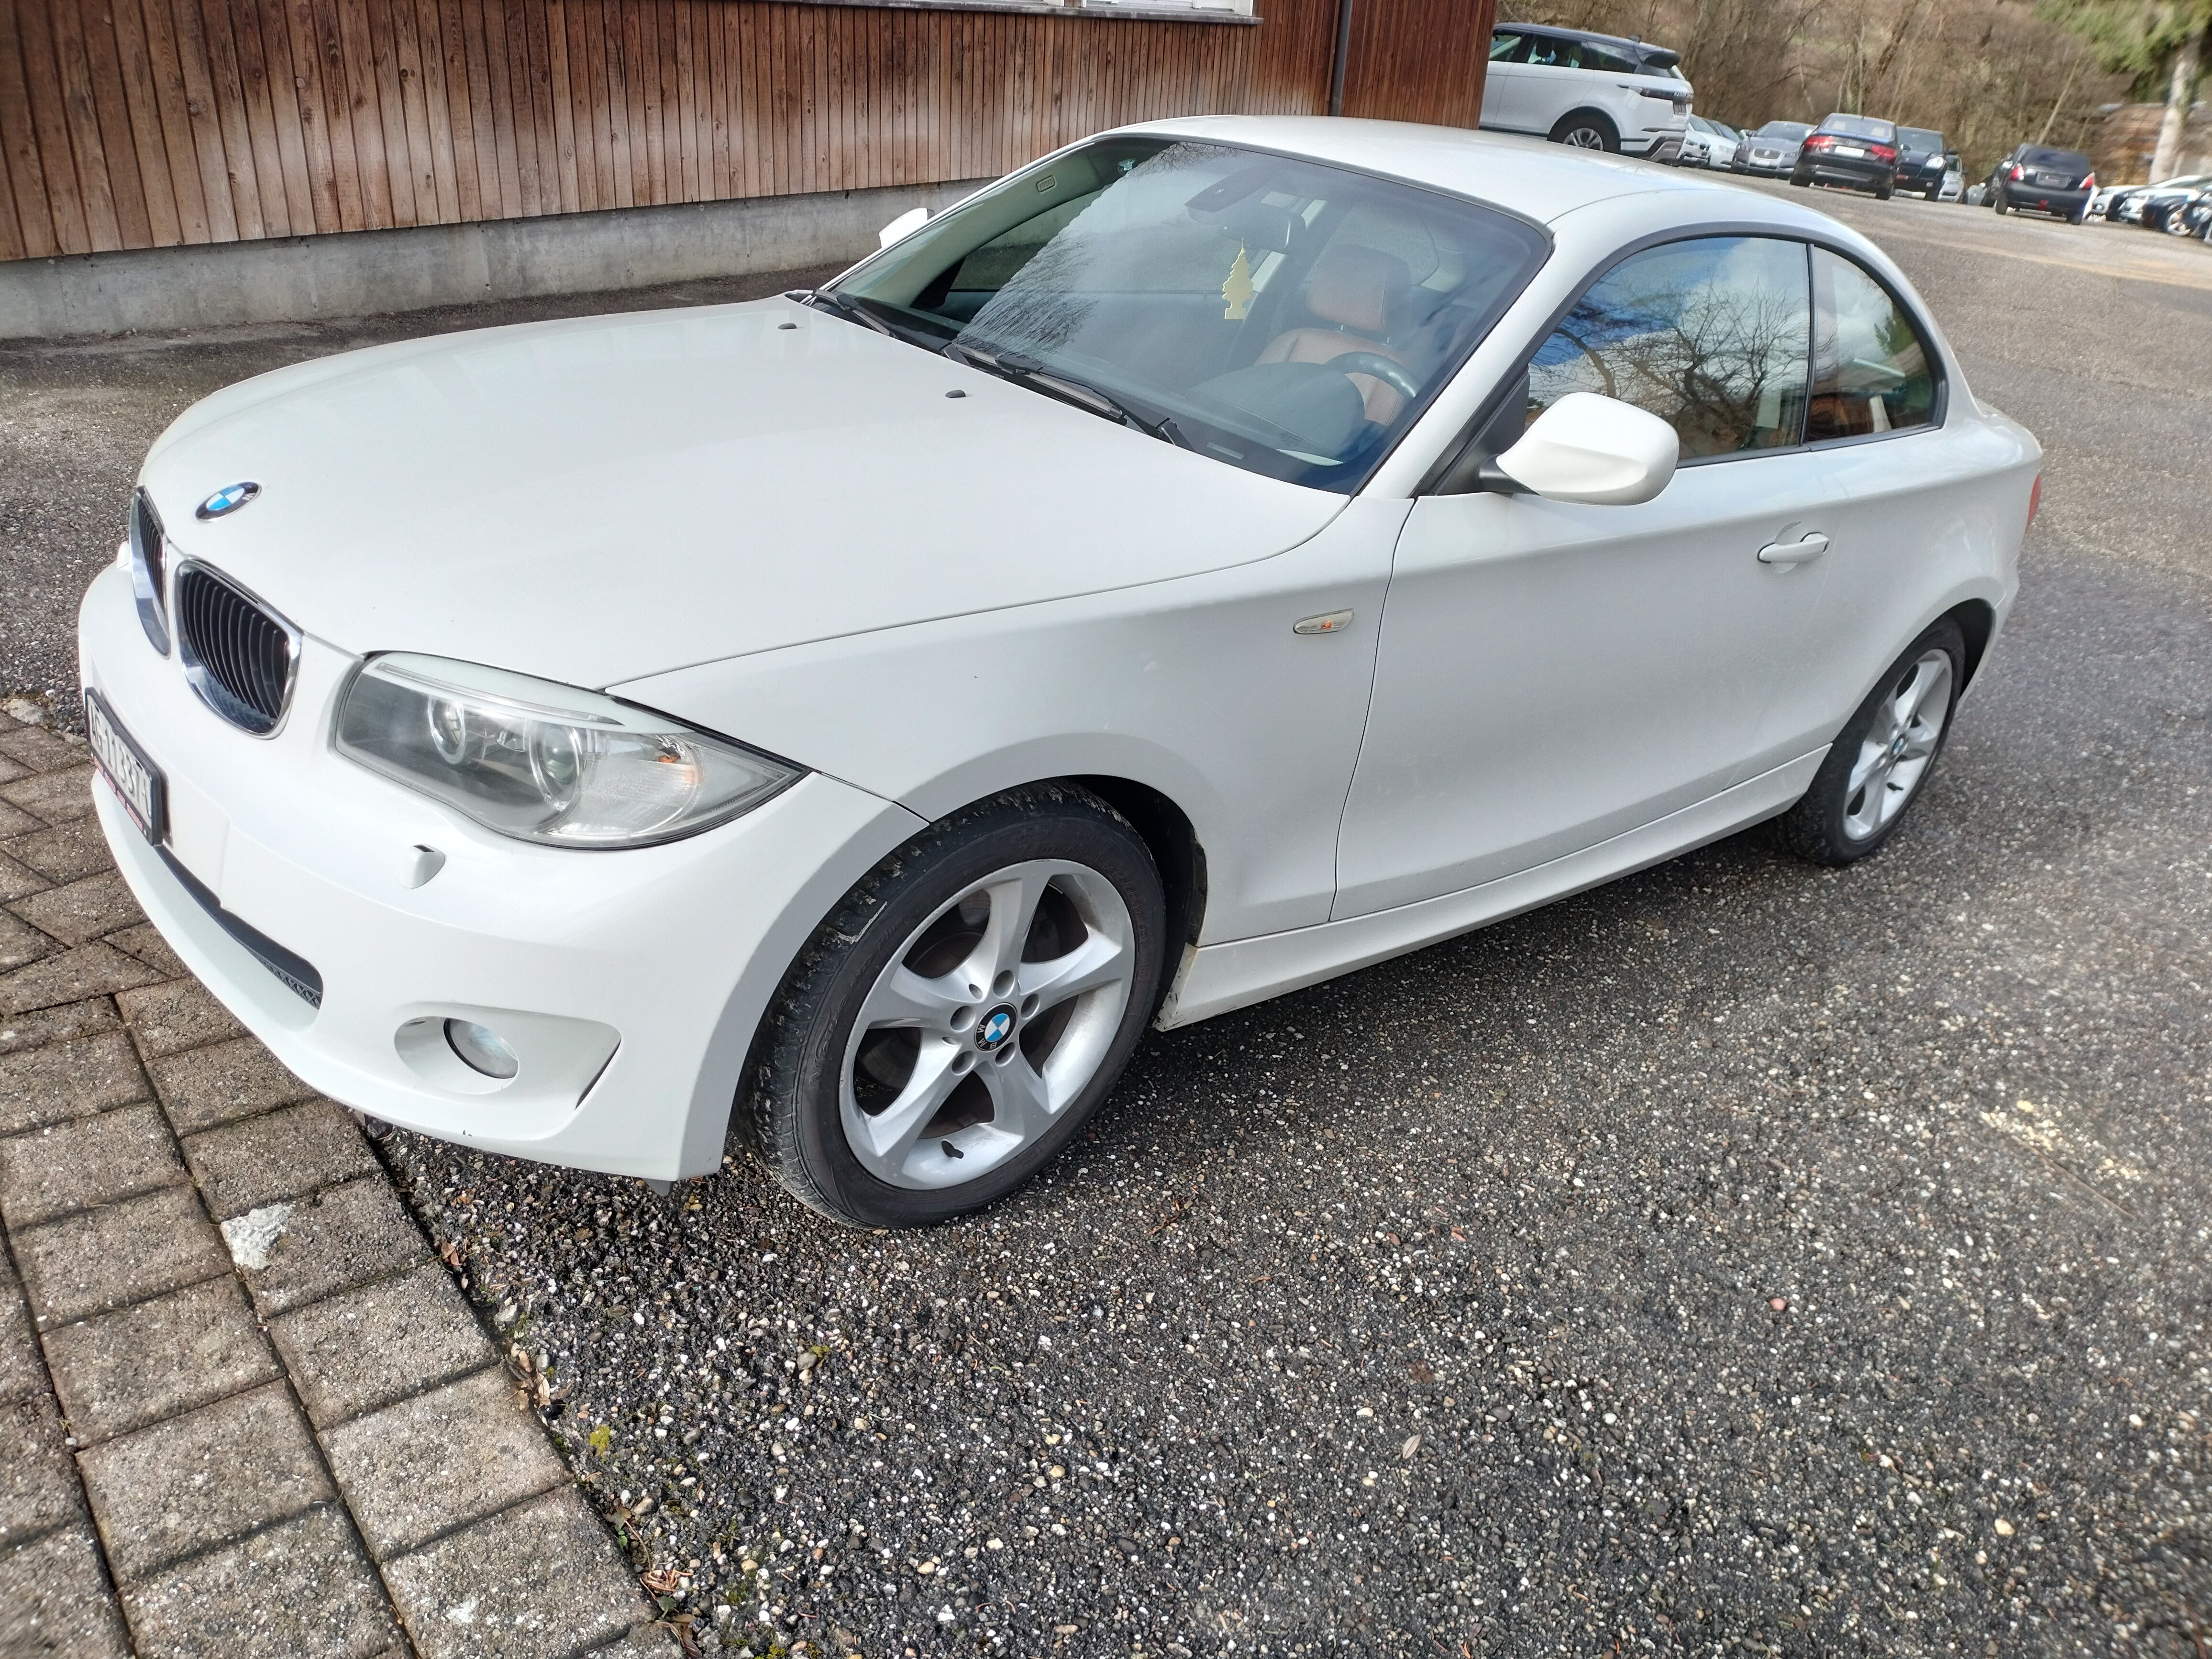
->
[2027,473,2043,528]
[1870,144,1897,163]
[2083,172,2096,189]
[1804,134,1829,149]
[2009,164,2024,180]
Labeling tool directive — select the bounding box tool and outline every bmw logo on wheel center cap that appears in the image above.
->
[976,1007,1016,1050]
[195,481,261,520]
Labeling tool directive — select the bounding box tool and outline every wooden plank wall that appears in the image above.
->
[0,0,1485,263]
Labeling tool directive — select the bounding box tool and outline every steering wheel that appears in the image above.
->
[1330,351,1424,404]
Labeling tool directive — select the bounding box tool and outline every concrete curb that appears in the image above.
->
[0,707,675,1656]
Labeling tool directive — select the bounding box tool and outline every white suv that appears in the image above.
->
[1482,24,1692,159]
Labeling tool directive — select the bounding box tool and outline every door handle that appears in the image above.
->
[1758,532,1830,565]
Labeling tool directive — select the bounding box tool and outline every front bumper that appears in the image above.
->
[1736,152,1795,176]
[80,561,922,1180]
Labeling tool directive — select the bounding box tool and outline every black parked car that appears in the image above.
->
[2135,176,2212,233]
[1893,126,1954,200]
[2185,194,2212,241]
[1791,114,1901,197]
[1987,144,2096,222]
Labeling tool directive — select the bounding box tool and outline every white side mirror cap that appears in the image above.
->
[878,207,931,249]
[1494,391,1680,506]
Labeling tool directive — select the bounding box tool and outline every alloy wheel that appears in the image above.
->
[1561,126,1606,149]
[1843,648,1954,842]
[839,860,1135,1190]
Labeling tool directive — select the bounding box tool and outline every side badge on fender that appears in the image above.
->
[195,482,261,520]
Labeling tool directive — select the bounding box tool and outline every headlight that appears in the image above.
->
[334,654,799,848]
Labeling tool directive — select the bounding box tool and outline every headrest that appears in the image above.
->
[1305,244,1413,338]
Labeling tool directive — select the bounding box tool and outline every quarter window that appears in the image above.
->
[1807,248,1937,440]
[1526,236,1812,459]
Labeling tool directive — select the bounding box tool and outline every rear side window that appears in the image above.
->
[1807,248,1938,440]
[1525,35,1582,68]
[1579,40,1639,73]
[1526,236,1811,459]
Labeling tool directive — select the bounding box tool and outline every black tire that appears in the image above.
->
[1924,185,1942,202]
[1789,168,1810,187]
[744,783,1167,1228]
[1548,111,1618,153]
[1774,618,1967,867]
[1876,180,1894,200]
[1991,190,2008,215]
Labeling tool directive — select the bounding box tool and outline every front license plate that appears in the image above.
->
[85,689,166,843]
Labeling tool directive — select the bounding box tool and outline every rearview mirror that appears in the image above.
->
[1493,393,1679,506]
[878,206,930,249]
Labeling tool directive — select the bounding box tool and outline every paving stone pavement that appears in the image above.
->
[0,706,674,1656]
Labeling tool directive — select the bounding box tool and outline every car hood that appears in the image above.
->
[139,299,1346,689]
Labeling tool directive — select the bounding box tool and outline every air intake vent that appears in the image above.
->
[176,563,300,736]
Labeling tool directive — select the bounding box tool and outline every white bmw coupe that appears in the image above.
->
[81,118,2039,1226]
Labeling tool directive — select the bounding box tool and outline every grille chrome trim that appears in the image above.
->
[128,487,171,656]
[174,560,302,737]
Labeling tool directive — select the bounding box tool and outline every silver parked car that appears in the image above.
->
[1736,120,1812,177]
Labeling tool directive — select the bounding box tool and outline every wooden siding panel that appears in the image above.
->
[6,0,1491,264]
[52,0,125,248]
[0,1,59,256]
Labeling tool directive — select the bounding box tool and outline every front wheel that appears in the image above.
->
[1991,190,2009,215]
[1774,619,1965,867]
[2162,206,2194,237]
[745,784,1167,1227]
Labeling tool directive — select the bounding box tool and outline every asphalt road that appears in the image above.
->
[7,181,2212,1657]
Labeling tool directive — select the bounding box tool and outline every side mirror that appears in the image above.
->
[1492,393,1679,505]
[878,206,930,249]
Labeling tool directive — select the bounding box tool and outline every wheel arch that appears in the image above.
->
[1947,597,1997,689]
[1549,107,1620,147]
[1069,774,1209,1001]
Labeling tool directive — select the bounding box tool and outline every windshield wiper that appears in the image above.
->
[944,342,1192,450]
[789,288,894,338]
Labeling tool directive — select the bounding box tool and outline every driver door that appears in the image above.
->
[1332,235,1838,918]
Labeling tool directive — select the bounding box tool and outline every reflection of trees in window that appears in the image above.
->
[1530,242,1810,457]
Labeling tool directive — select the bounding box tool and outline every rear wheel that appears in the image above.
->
[1549,111,1619,152]
[2162,205,2194,237]
[746,784,1167,1227]
[1774,619,1965,867]
[1991,190,2009,215]
[1876,180,1894,200]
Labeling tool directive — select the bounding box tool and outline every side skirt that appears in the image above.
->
[1155,749,1827,1029]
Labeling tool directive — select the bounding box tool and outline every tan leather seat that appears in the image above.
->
[1256,244,1417,423]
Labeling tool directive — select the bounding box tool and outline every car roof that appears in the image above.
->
[1495,19,1679,63]
[1122,116,1837,229]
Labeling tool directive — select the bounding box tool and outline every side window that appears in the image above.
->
[1580,41,1638,73]
[1489,29,1528,62]
[1526,236,1811,459]
[1526,36,1581,68]
[1807,248,1938,440]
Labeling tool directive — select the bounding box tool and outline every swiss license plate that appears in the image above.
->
[1835,144,1865,157]
[2035,171,2068,186]
[85,689,166,843]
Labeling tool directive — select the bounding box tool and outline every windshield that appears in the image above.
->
[833,137,1549,492]
[1820,114,1896,140]
[1760,122,1813,140]
[1897,128,1943,153]
[2024,147,2092,171]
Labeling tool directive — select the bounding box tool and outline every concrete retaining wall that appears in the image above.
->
[0,178,995,341]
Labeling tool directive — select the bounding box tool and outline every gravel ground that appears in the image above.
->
[10,188,2212,1657]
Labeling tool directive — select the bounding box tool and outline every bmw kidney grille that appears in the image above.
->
[176,564,300,735]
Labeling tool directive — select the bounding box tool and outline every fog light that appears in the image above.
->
[444,1019,519,1079]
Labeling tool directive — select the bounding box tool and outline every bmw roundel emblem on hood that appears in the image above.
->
[195,481,261,520]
